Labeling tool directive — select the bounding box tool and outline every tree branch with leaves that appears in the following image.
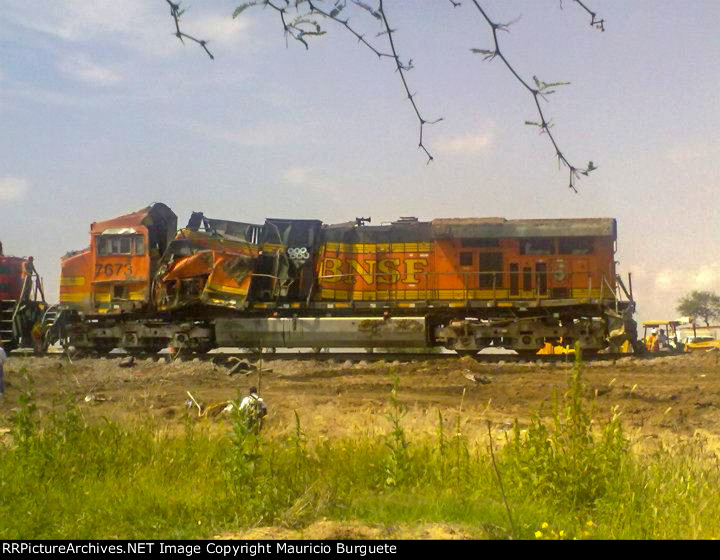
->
[677,291,720,327]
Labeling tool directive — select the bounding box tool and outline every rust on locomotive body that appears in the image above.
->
[55,205,637,355]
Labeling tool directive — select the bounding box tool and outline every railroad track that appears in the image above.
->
[11,349,659,364]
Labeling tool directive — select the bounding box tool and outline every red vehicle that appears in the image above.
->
[0,245,47,351]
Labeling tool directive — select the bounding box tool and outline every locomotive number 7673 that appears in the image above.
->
[95,263,132,277]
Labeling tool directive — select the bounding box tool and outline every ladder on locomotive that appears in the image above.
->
[0,299,15,346]
[0,260,48,350]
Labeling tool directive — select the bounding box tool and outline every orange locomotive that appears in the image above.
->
[53,205,637,355]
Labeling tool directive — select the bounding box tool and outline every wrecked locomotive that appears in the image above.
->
[51,204,638,356]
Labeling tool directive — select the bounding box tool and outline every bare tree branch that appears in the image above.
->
[165,0,215,59]
[378,0,442,163]
[571,0,605,32]
[168,1,607,189]
[237,0,440,163]
[469,1,597,192]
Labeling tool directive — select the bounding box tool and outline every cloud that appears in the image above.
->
[189,15,252,48]
[653,270,676,293]
[279,166,340,199]
[436,132,493,155]
[626,262,720,322]
[3,0,253,59]
[693,265,720,289]
[653,265,720,294]
[665,142,719,164]
[177,118,311,148]
[282,167,312,185]
[4,1,158,41]
[59,54,121,86]
[0,177,29,201]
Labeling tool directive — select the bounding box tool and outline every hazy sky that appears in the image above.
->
[1,0,718,323]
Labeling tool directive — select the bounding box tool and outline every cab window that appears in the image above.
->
[97,235,146,256]
[558,237,593,255]
[134,235,145,255]
[519,238,555,255]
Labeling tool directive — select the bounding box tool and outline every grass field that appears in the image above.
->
[2,353,720,540]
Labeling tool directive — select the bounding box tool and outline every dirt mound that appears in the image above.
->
[217,520,477,540]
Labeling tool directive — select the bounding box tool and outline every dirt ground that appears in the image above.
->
[2,351,720,454]
[2,350,720,539]
[218,520,478,540]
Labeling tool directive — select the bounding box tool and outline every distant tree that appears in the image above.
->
[677,291,720,327]
[163,0,604,192]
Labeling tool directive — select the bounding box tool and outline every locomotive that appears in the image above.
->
[0,243,47,351]
[52,203,638,356]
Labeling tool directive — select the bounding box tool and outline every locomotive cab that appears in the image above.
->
[60,203,176,315]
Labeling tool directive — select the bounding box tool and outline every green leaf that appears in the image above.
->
[233,3,254,18]
[470,48,494,55]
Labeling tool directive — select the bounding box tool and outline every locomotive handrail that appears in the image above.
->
[314,269,618,301]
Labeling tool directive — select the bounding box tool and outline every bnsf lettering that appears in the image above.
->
[321,258,428,285]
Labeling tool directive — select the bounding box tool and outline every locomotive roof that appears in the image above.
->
[323,217,616,242]
[431,218,617,239]
[91,203,177,234]
[0,255,27,264]
[322,221,432,243]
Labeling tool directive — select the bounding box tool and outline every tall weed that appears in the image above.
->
[501,346,630,510]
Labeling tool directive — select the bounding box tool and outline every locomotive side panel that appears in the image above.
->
[0,256,25,301]
[59,250,93,312]
[316,241,434,302]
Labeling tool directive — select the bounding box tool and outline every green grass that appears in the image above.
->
[2,359,720,539]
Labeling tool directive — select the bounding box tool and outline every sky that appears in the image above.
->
[0,0,718,323]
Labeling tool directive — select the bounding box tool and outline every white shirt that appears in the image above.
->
[0,347,7,366]
[238,393,266,415]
